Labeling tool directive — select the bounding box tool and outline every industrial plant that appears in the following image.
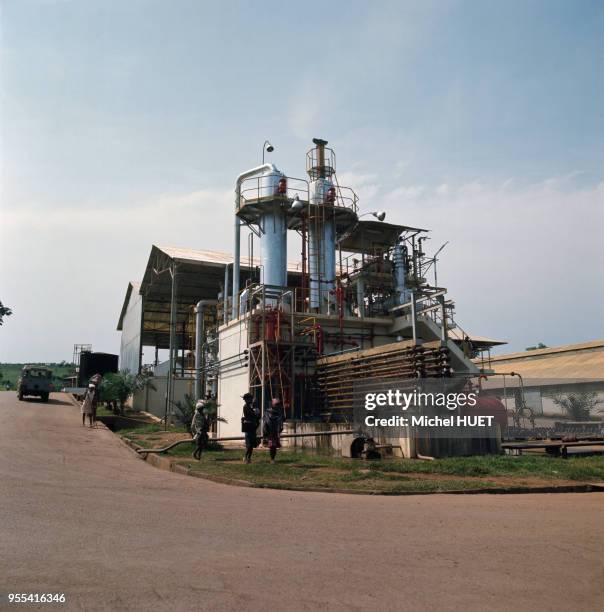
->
[118,138,510,457]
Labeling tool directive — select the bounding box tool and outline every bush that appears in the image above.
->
[173,394,196,432]
[99,370,156,415]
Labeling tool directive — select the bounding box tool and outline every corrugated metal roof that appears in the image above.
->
[447,327,506,346]
[478,339,604,379]
[488,340,604,362]
[157,245,304,272]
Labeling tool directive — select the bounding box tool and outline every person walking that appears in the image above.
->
[191,400,210,460]
[263,397,284,464]
[241,393,260,464]
[89,373,102,427]
[81,384,95,428]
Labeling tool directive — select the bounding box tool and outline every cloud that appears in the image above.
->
[0,188,233,361]
[373,177,604,350]
[335,171,380,203]
[1,176,602,361]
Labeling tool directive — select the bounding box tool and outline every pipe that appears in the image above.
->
[413,430,436,460]
[410,291,417,344]
[137,429,359,455]
[223,264,229,325]
[194,300,217,400]
[233,163,278,320]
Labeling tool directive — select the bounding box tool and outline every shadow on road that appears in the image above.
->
[17,396,73,406]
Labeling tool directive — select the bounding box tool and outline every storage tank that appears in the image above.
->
[259,168,288,288]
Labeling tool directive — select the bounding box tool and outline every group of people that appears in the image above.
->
[242,393,285,463]
[80,373,102,427]
[191,392,284,464]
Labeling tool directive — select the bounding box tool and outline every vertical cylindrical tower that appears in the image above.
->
[323,219,336,312]
[259,204,287,287]
[259,169,288,288]
[307,138,337,313]
[393,243,408,305]
[308,224,321,309]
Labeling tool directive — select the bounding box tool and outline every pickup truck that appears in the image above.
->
[17,366,54,401]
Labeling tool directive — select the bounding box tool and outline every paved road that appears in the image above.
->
[1,392,603,611]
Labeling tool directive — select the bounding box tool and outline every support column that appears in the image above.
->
[356,277,365,318]
[194,302,205,401]
[232,218,240,320]
[410,291,417,345]
[165,263,178,429]
[437,295,448,344]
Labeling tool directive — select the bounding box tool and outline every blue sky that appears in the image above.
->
[1,0,603,361]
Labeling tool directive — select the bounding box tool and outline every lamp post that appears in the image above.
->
[262,140,274,164]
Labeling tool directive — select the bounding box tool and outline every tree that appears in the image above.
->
[99,370,157,415]
[525,342,548,351]
[552,391,604,421]
[0,301,12,326]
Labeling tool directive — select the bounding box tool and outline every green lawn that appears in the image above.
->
[116,424,604,494]
[157,448,604,494]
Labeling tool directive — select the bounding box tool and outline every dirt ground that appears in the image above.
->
[2,392,603,611]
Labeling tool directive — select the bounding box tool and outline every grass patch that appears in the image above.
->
[368,454,604,481]
[95,405,116,417]
[118,423,186,436]
[167,449,604,493]
[120,427,604,493]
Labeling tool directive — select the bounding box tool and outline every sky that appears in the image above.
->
[1,0,603,362]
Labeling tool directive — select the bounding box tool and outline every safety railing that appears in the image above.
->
[238,175,310,210]
[332,184,359,213]
[306,146,336,179]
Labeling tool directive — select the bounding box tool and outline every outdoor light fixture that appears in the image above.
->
[262,140,274,163]
[290,194,304,212]
[359,211,387,222]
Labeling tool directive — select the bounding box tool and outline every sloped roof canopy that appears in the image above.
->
[338,220,427,254]
[477,340,604,379]
[132,245,302,350]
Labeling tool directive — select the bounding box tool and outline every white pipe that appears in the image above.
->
[223,264,229,325]
[194,300,217,400]
[232,163,277,321]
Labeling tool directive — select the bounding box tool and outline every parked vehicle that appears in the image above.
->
[17,366,54,401]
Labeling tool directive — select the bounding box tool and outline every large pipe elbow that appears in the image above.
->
[194,299,218,313]
[231,163,279,321]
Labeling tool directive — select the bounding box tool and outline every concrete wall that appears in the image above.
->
[132,376,194,421]
[216,321,249,437]
[280,422,415,458]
